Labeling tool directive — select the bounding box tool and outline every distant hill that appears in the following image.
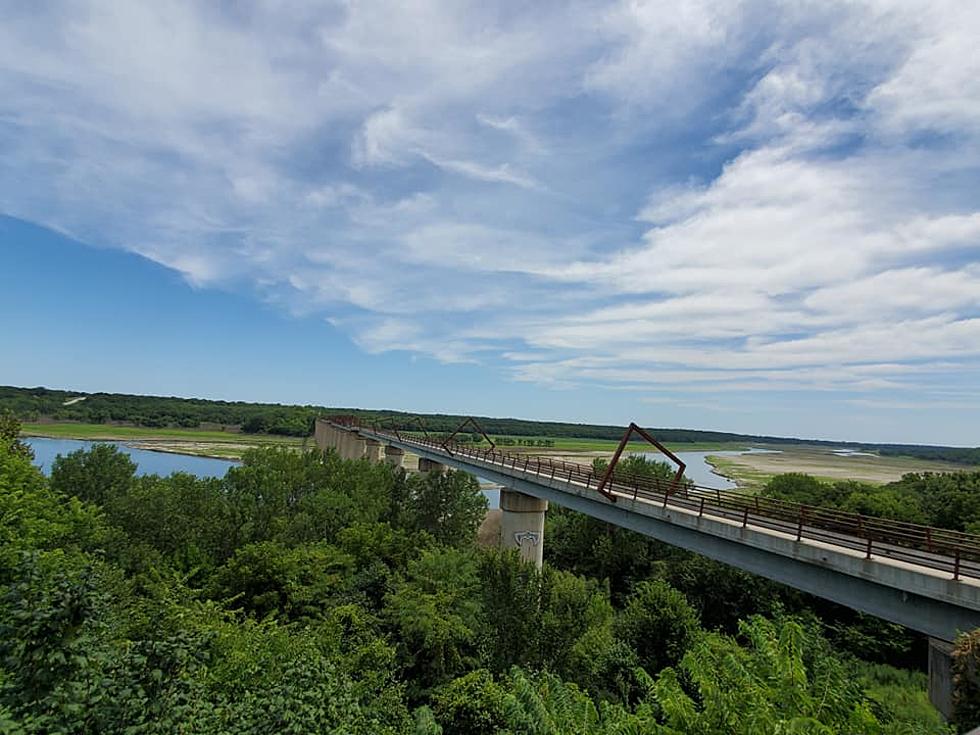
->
[2,384,978,465]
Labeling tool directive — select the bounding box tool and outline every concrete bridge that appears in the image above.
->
[314,418,980,718]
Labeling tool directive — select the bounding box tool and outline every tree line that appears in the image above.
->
[5,385,979,465]
[2,413,975,733]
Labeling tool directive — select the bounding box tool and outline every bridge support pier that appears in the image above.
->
[314,421,334,454]
[418,457,445,475]
[500,488,547,569]
[928,637,955,720]
[342,431,365,460]
[385,446,405,468]
[364,439,383,462]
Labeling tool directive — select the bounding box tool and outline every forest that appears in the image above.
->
[2,413,978,733]
[4,384,980,464]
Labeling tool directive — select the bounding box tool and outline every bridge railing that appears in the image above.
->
[336,420,980,581]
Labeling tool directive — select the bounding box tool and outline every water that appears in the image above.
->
[832,448,876,457]
[479,481,501,509]
[25,437,238,478]
[642,448,780,490]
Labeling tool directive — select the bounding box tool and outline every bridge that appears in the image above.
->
[314,417,980,718]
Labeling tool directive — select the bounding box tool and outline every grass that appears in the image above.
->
[704,454,773,491]
[705,445,976,491]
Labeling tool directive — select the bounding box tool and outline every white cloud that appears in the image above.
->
[1,0,979,419]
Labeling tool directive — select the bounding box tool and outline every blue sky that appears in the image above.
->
[1,1,979,445]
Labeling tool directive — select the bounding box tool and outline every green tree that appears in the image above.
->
[104,472,234,572]
[953,629,980,730]
[652,617,881,734]
[614,580,700,676]
[396,470,488,547]
[0,411,32,459]
[384,548,482,691]
[50,443,136,506]
[0,439,103,576]
[430,669,507,735]
[207,541,354,620]
[764,472,830,504]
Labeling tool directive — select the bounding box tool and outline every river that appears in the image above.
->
[641,448,778,490]
[25,437,238,478]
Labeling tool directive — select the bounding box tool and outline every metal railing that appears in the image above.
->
[331,420,980,582]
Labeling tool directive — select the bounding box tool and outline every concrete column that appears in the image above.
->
[345,431,365,460]
[385,446,405,468]
[315,422,340,456]
[928,637,954,720]
[500,488,548,569]
[339,430,355,459]
[418,457,445,475]
[364,438,383,462]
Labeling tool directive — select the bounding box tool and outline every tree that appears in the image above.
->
[430,669,507,735]
[384,548,482,691]
[953,629,980,730]
[50,443,137,506]
[614,580,700,676]
[654,554,784,633]
[103,472,234,572]
[545,506,667,604]
[0,411,32,459]
[207,541,354,620]
[0,437,103,576]
[764,473,829,504]
[653,617,882,734]
[397,470,488,547]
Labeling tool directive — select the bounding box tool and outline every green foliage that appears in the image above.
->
[336,522,434,607]
[614,580,700,677]
[103,472,233,572]
[653,616,881,734]
[0,411,32,460]
[391,470,488,547]
[653,553,785,633]
[764,469,980,533]
[475,550,627,698]
[208,541,354,620]
[431,669,508,735]
[0,443,103,577]
[764,472,834,504]
[545,506,669,603]
[855,662,952,734]
[953,629,980,730]
[0,429,953,733]
[49,444,136,506]
[384,548,482,690]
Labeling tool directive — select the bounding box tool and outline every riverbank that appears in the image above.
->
[705,445,976,491]
[21,422,304,460]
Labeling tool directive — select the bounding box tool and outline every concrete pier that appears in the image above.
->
[418,457,445,475]
[928,638,955,720]
[385,445,405,468]
[344,431,365,460]
[364,438,383,462]
[500,488,548,568]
